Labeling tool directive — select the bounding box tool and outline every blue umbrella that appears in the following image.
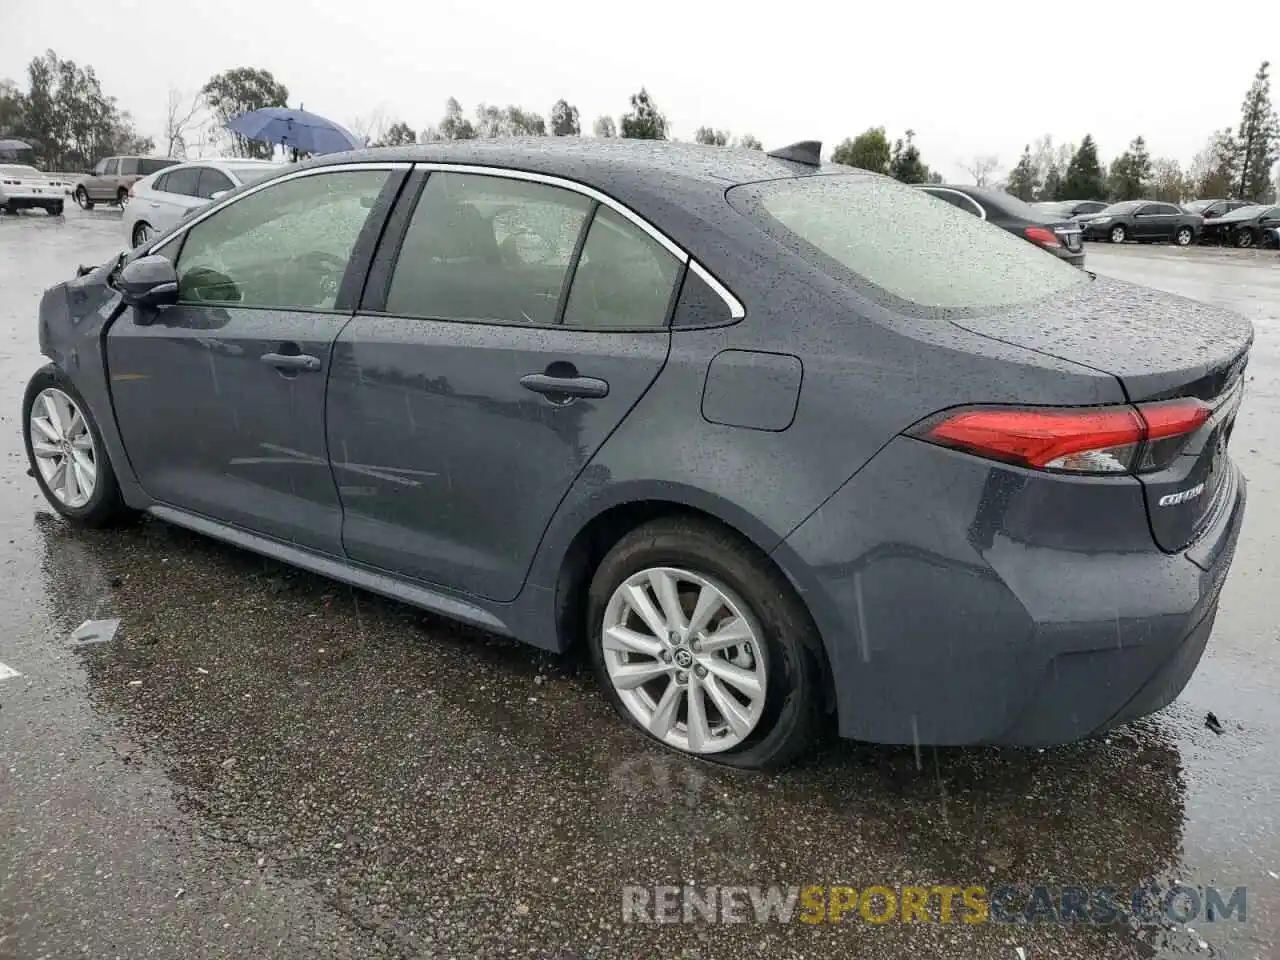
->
[226,107,362,155]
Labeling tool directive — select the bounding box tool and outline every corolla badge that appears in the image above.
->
[1159,483,1206,507]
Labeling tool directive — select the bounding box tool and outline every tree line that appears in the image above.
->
[1001,61,1277,204]
[0,50,153,169]
[3,52,1275,206]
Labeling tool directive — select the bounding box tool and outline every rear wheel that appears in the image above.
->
[116,187,129,207]
[75,186,94,210]
[1236,229,1255,248]
[587,517,825,769]
[23,366,129,527]
[1110,224,1127,243]
[1175,226,1193,246]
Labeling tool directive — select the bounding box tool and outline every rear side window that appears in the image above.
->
[196,168,234,199]
[731,175,1086,311]
[385,172,592,325]
[103,159,119,176]
[139,158,175,175]
[921,187,984,218]
[152,173,169,192]
[164,167,200,197]
[561,206,681,329]
[119,158,139,176]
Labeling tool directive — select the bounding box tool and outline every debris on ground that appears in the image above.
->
[69,618,119,646]
[1205,712,1225,736]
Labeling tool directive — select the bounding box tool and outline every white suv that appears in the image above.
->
[123,158,282,247]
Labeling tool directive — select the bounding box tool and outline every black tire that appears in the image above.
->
[131,221,152,248]
[1109,224,1127,243]
[587,516,826,770]
[116,187,129,207]
[1235,229,1255,248]
[75,186,94,210]
[23,365,130,528]
[1175,226,1194,246]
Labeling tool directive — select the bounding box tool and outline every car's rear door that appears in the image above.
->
[107,163,404,553]
[328,167,681,601]
[144,166,199,233]
[1134,202,1176,239]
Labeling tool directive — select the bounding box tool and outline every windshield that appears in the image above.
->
[1221,204,1269,219]
[0,164,42,178]
[728,175,1087,312]
[1096,201,1143,216]
[228,165,280,187]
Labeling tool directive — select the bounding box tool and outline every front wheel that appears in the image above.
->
[587,517,825,769]
[1175,226,1194,246]
[75,186,94,210]
[1236,229,1255,248]
[1109,224,1127,243]
[131,221,153,247]
[23,366,129,527]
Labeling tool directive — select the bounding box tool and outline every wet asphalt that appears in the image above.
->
[0,208,1277,960]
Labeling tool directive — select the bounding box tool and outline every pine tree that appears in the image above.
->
[888,130,931,183]
[1061,135,1106,200]
[619,88,667,140]
[1107,136,1152,201]
[1233,61,1280,200]
[1006,144,1040,200]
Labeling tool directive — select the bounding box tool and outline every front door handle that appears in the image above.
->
[520,372,609,400]
[261,352,321,373]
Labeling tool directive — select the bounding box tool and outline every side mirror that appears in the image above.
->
[209,190,228,201]
[118,255,179,309]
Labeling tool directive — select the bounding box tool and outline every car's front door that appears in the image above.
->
[328,169,683,601]
[1135,203,1176,239]
[107,165,402,553]
[89,158,118,200]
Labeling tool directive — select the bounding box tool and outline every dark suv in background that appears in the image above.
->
[74,156,177,209]
[1078,201,1203,245]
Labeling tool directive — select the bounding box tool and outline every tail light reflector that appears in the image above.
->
[911,398,1210,474]
[1023,226,1062,247]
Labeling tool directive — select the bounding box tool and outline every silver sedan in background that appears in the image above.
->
[123,158,281,247]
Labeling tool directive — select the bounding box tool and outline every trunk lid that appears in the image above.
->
[950,275,1253,552]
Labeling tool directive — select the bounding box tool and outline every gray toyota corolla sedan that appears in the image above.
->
[23,139,1251,769]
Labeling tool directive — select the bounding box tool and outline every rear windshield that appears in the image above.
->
[227,165,279,186]
[0,164,41,178]
[728,175,1087,311]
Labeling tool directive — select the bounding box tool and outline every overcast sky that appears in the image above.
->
[4,0,1279,178]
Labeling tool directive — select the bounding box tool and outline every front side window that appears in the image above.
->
[385,172,591,325]
[561,206,681,328]
[732,175,1085,312]
[175,169,389,310]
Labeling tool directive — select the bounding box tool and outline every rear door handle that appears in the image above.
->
[261,352,321,373]
[519,373,609,399]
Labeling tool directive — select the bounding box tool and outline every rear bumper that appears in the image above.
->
[1,192,60,207]
[774,437,1246,747]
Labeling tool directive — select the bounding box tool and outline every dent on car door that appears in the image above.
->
[106,166,402,552]
[328,169,681,601]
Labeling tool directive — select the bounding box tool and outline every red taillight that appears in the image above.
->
[1024,226,1061,247]
[912,398,1211,474]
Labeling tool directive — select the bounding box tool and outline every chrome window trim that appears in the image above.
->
[147,158,745,321]
[146,162,413,258]
[919,185,987,220]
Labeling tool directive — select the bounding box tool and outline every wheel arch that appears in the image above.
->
[537,488,836,715]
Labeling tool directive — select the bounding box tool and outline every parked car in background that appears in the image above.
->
[1183,198,1255,219]
[1199,203,1280,248]
[124,158,282,247]
[25,139,1251,768]
[917,184,1085,266]
[1032,199,1109,219]
[1078,201,1203,245]
[0,164,66,215]
[74,156,178,210]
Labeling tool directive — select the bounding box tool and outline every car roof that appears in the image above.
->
[295,138,857,205]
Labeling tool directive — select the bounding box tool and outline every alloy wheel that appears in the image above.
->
[1110,226,1126,243]
[1237,231,1254,248]
[1176,227,1193,246]
[28,388,97,509]
[600,566,768,755]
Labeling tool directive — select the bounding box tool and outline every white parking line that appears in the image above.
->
[0,661,22,681]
